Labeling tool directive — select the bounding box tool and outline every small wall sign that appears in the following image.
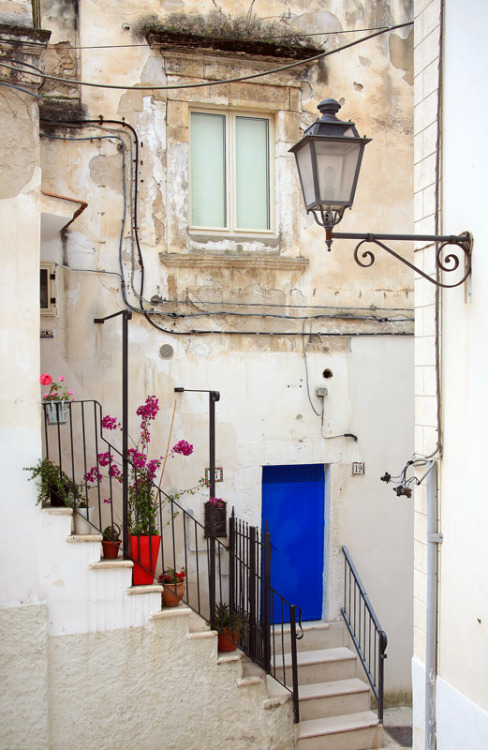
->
[352,462,365,476]
[205,467,223,484]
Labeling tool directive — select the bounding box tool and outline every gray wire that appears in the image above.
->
[0,22,413,93]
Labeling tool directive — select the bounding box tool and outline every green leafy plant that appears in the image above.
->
[214,602,247,633]
[102,523,121,542]
[25,458,84,507]
[159,567,186,585]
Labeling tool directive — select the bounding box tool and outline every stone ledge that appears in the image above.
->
[152,607,192,620]
[90,559,133,570]
[159,252,309,272]
[237,675,264,687]
[127,584,162,595]
[66,534,103,543]
[187,630,217,640]
[42,507,72,516]
[217,652,242,665]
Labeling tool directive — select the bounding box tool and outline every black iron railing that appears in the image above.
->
[42,400,301,721]
[229,512,302,722]
[341,545,387,723]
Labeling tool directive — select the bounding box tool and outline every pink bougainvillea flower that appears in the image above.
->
[172,440,193,456]
[68,390,74,396]
[209,497,223,507]
[101,415,119,431]
[103,498,112,504]
[58,376,65,382]
[40,373,52,386]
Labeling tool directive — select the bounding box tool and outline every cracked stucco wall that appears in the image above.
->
[34,0,415,699]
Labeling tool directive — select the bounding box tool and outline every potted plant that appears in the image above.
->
[214,602,246,652]
[85,396,195,585]
[159,567,186,607]
[40,373,74,425]
[25,458,84,507]
[101,523,122,559]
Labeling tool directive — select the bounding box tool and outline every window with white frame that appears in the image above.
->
[40,262,56,315]
[190,110,272,233]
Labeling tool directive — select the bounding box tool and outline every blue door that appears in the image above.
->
[262,464,325,621]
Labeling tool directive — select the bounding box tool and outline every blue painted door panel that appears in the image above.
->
[262,464,325,621]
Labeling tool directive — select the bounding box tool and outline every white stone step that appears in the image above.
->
[274,621,348,654]
[280,647,358,685]
[298,710,382,750]
[299,677,371,720]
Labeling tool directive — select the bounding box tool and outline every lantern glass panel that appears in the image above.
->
[295,140,316,209]
[314,139,363,206]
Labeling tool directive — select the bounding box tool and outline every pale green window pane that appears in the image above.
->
[236,117,269,230]
[191,113,226,227]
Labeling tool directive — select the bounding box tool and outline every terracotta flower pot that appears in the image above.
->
[102,540,122,559]
[161,581,185,608]
[218,628,240,652]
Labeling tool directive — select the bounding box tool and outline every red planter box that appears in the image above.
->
[129,535,161,585]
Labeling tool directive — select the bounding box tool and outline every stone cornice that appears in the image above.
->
[159,253,309,272]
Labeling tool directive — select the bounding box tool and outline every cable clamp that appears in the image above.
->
[428,532,443,544]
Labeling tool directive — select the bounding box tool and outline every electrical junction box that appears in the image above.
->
[316,387,328,398]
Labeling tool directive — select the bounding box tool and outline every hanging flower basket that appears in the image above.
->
[45,401,69,425]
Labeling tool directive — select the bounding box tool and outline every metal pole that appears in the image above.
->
[426,461,440,750]
[209,390,218,627]
[122,311,130,557]
[94,309,132,557]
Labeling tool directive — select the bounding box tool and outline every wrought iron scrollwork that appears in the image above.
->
[333,231,473,288]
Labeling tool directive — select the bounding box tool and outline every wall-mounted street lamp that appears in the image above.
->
[290,98,473,289]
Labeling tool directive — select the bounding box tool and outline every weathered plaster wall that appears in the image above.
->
[0,27,51,750]
[36,0,414,699]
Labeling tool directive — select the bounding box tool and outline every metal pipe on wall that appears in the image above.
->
[425,460,441,750]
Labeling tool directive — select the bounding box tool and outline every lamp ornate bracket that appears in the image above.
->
[322,228,473,289]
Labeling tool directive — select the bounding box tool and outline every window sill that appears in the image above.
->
[187,231,280,256]
[159,252,309,272]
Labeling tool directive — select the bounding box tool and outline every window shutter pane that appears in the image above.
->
[236,117,269,230]
[191,113,226,227]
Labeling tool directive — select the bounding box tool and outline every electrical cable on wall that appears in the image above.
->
[13,15,415,337]
[0,21,413,93]
[0,24,411,52]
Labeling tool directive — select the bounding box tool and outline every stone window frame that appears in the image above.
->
[40,261,56,316]
[162,49,304,261]
[188,106,275,237]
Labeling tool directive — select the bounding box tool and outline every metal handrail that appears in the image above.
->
[341,545,387,723]
[42,399,301,721]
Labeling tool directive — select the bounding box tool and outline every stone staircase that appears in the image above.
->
[279,622,383,750]
[39,507,296,749]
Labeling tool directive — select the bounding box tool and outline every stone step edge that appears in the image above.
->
[67,533,103,543]
[186,630,216,641]
[90,559,133,570]
[217,652,242,665]
[299,677,371,701]
[283,646,357,668]
[151,606,192,620]
[127,584,162,596]
[299,710,380,739]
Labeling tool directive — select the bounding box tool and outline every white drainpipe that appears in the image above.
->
[425,460,441,750]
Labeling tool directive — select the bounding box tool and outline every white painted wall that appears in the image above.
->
[413,0,488,746]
